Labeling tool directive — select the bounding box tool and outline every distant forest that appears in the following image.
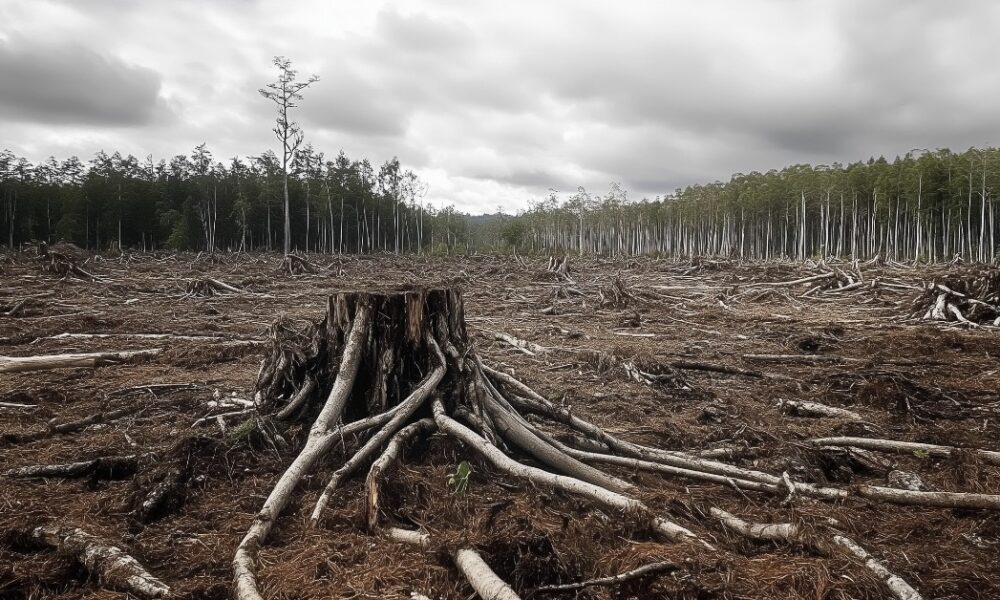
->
[2,146,999,262]
[0,145,473,255]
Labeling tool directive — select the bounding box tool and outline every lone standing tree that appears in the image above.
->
[259,56,318,255]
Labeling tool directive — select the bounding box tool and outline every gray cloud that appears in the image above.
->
[0,38,170,127]
[2,0,1000,212]
[301,68,409,138]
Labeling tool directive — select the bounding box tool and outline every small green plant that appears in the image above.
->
[448,461,472,495]
[912,449,930,459]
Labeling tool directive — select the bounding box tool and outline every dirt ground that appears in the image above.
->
[1,251,998,599]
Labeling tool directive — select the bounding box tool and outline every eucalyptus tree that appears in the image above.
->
[259,56,318,255]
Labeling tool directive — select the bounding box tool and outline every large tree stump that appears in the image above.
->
[233,287,709,600]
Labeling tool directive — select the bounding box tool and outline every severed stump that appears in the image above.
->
[279,253,318,275]
[233,287,708,600]
[36,242,96,281]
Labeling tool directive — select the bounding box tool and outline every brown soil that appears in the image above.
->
[1,252,998,599]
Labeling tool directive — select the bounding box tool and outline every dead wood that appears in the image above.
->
[546,255,574,283]
[911,271,1000,325]
[780,399,863,421]
[598,274,637,308]
[532,560,679,594]
[1,404,143,445]
[1,298,27,317]
[0,348,163,374]
[493,331,548,355]
[385,528,522,600]
[132,436,221,524]
[710,508,922,600]
[30,524,170,598]
[809,436,1000,466]
[35,242,97,281]
[4,455,140,480]
[185,277,242,297]
[233,286,720,599]
[669,359,767,378]
[279,253,318,275]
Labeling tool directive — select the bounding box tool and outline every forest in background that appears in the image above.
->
[3,146,999,262]
[493,147,1000,262]
[0,145,473,255]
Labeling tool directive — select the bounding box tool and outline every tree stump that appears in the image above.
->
[279,253,317,275]
[233,287,709,600]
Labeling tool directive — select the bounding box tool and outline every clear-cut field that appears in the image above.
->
[1,252,998,599]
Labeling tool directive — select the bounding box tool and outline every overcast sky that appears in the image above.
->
[2,1,999,213]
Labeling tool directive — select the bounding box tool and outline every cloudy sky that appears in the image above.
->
[1,1,999,213]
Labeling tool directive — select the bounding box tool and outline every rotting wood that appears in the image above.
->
[31,524,170,598]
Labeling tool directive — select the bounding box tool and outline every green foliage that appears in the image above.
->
[447,461,472,495]
[499,218,527,250]
[227,417,259,443]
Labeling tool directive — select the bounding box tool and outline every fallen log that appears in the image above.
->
[0,348,163,374]
[780,399,863,421]
[31,525,170,598]
[4,455,140,479]
[185,277,242,297]
[493,331,547,355]
[809,436,1000,466]
[669,360,767,378]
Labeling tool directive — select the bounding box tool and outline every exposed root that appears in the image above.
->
[233,299,372,600]
[364,418,437,531]
[710,508,922,600]
[385,528,522,600]
[431,397,711,548]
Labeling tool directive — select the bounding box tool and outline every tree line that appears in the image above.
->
[0,145,477,255]
[491,148,1000,262]
[4,146,1000,262]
